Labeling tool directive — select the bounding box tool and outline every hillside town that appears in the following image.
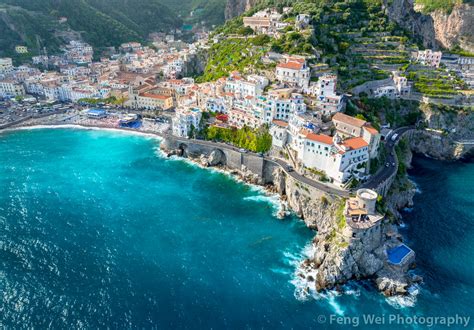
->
[0,6,472,191]
[2,1,474,323]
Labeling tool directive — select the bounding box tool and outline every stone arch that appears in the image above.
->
[177,143,188,157]
[208,148,226,166]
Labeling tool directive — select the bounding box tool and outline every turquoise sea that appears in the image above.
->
[1,128,473,328]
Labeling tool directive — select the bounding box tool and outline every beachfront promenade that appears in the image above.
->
[4,112,434,199]
[2,113,352,198]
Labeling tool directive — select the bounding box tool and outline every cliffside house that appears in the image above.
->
[275,57,310,90]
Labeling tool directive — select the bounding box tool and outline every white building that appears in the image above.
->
[258,89,306,124]
[308,74,344,116]
[275,57,310,89]
[270,120,289,148]
[373,71,411,99]
[172,107,202,137]
[295,14,310,30]
[0,58,13,73]
[298,133,369,185]
[0,80,25,97]
[224,72,269,98]
[412,49,442,68]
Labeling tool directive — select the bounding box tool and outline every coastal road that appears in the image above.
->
[361,126,414,190]
[270,158,351,197]
[3,114,388,199]
[165,134,350,197]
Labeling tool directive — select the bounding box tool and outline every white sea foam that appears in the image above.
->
[156,147,288,218]
[289,242,363,313]
[385,282,420,309]
[3,124,163,140]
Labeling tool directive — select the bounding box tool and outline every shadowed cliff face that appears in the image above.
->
[384,0,474,52]
[225,0,259,20]
[384,0,438,48]
[429,3,474,52]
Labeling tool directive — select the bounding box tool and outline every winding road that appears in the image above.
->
[361,126,414,190]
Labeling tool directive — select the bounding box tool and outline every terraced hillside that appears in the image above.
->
[198,0,416,88]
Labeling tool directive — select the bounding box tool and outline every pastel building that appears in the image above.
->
[0,80,25,97]
[275,57,310,89]
[308,74,344,115]
[224,72,269,98]
[172,107,202,137]
[0,58,13,73]
[412,49,442,68]
[258,89,306,124]
[332,112,380,159]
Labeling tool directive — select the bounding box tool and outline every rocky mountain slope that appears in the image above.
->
[385,0,474,52]
[224,0,258,20]
[224,0,474,52]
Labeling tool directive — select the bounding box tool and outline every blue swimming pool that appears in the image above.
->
[387,244,413,265]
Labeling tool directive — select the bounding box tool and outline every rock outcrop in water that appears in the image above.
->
[274,167,417,296]
[161,139,419,297]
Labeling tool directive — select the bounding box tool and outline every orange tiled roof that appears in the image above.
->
[342,137,368,150]
[332,112,366,128]
[272,120,289,128]
[140,93,171,100]
[306,133,333,145]
[277,61,304,70]
[363,125,379,135]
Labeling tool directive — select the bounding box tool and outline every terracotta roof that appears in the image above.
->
[332,112,366,128]
[277,61,304,70]
[306,133,333,145]
[342,137,368,150]
[272,120,289,128]
[140,93,171,100]
[363,125,379,135]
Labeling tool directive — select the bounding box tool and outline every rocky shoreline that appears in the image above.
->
[4,122,468,300]
[161,141,423,298]
[160,122,472,298]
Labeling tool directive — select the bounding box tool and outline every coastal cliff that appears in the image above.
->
[428,3,474,52]
[384,0,437,49]
[160,137,419,297]
[413,104,474,160]
[225,0,258,20]
[274,168,418,296]
[384,0,474,52]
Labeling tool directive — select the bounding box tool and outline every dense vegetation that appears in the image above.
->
[203,125,273,153]
[161,0,226,27]
[201,0,419,89]
[196,37,272,82]
[415,0,466,14]
[0,0,188,57]
[404,65,467,98]
[0,4,64,60]
[346,97,422,129]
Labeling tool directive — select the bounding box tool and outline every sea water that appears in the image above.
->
[1,128,473,328]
